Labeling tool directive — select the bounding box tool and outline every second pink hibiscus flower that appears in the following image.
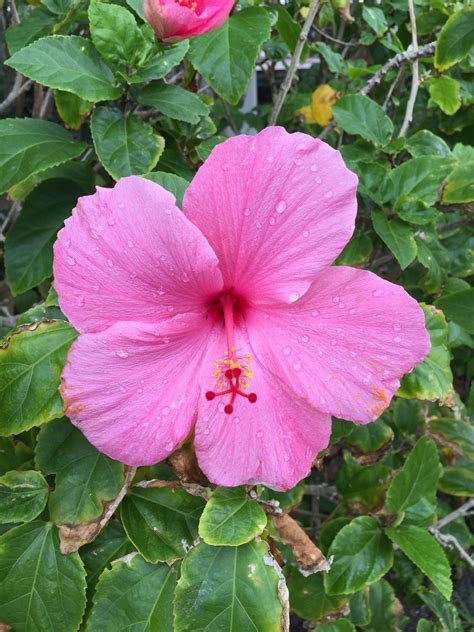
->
[53,126,430,490]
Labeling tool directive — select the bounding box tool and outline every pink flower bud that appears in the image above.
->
[144,0,234,42]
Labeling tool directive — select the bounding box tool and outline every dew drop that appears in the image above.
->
[107,216,116,226]
[267,155,274,163]
[294,158,303,166]
[181,272,190,283]
[107,259,113,267]
[282,346,291,356]
[165,441,173,451]
[256,430,263,438]
[91,229,99,239]
[302,230,310,238]
[317,350,323,357]
[276,200,287,214]
[310,164,318,172]
[76,295,85,307]
[373,289,384,297]
[203,427,210,435]
[165,207,173,215]
[339,302,345,308]
[263,313,270,320]
[243,208,251,217]
[332,296,340,303]
[393,336,401,343]
[311,309,320,317]
[293,361,302,372]
[162,406,171,416]
[289,291,299,303]
[320,396,326,405]
[66,256,76,266]
[349,309,356,315]
[127,240,134,248]
[350,351,357,358]
[233,417,240,425]
[315,176,322,184]
[269,216,276,225]
[130,271,137,279]
[393,322,401,331]
[324,190,333,199]
[301,334,310,343]
[283,453,290,462]
[115,350,129,358]
[65,239,71,248]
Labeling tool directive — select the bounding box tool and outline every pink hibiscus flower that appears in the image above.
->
[53,127,430,491]
[143,0,234,42]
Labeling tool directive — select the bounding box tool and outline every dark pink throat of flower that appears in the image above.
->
[175,0,198,11]
[205,294,258,415]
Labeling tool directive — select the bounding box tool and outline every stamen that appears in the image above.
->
[204,295,258,415]
[176,0,197,10]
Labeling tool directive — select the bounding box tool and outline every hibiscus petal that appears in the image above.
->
[61,313,217,465]
[194,329,331,491]
[183,127,357,305]
[54,176,223,333]
[246,266,430,423]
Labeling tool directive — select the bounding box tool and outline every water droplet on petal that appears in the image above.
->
[107,216,116,226]
[302,230,310,238]
[393,336,401,343]
[301,335,310,343]
[331,339,337,346]
[267,155,274,163]
[165,441,173,451]
[294,158,303,166]
[269,216,276,225]
[233,417,240,425]
[282,346,291,356]
[332,296,340,304]
[339,302,345,309]
[76,295,85,307]
[107,259,113,267]
[67,256,76,266]
[311,309,320,317]
[115,350,129,358]
[324,190,333,199]
[283,453,290,462]
[373,289,384,297]
[130,271,137,279]
[293,361,302,372]
[276,200,287,214]
[127,240,134,248]
[243,208,251,217]
[263,313,270,320]
[349,309,356,315]
[91,229,99,239]
[320,396,326,405]
[256,430,263,438]
[65,239,71,248]
[315,176,322,184]
[310,164,318,172]
[289,291,299,303]
[162,406,170,416]
[393,322,401,331]
[181,272,190,283]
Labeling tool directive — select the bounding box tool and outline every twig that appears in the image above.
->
[398,0,419,137]
[269,0,320,126]
[382,65,404,111]
[0,76,33,115]
[39,88,54,120]
[434,499,474,529]
[314,27,358,47]
[0,201,21,242]
[318,41,435,140]
[430,528,474,569]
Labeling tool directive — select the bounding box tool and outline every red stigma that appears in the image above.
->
[224,404,234,414]
[225,369,233,379]
[248,393,257,403]
[205,391,216,401]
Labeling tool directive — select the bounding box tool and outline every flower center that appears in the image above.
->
[175,0,197,10]
[205,294,258,415]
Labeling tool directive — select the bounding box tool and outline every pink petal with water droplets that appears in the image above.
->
[54,176,222,333]
[246,266,430,423]
[183,126,357,306]
[194,328,331,491]
[61,313,218,465]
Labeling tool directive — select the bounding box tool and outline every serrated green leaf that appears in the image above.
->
[6,35,122,101]
[429,76,461,115]
[336,458,390,510]
[345,418,393,454]
[435,7,474,71]
[435,287,474,333]
[6,7,56,55]
[0,118,86,195]
[0,320,78,436]
[365,580,397,632]
[127,40,189,84]
[336,234,373,265]
[385,526,452,600]
[258,480,304,512]
[87,553,176,632]
[199,486,267,546]
[430,418,474,460]
[438,462,474,496]
[121,487,205,563]
[0,438,34,476]
[324,516,393,595]
[442,163,474,204]
[136,83,209,124]
[144,171,189,208]
[405,130,451,158]
[188,8,272,105]
[91,107,164,180]
[89,0,149,72]
[174,541,282,632]
[371,208,417,269]
[36,418,124,525]
[0,521,86,631]
[398,304,454,403]
[55,90,93,130]
[391,156,455,209]
[332,95,393,146]
[288,568,348,621]
[5,179,86,295]
[386,437,440,525]
[0,470,48,524]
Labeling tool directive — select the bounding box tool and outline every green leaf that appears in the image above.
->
[188,8,272,105]
[87,554,176,632]
[364,580,397,632]
[418,587,462,631]
[0,118,85,195]
[36,418,124,525]
[435,7,474,72]
[317,42,347,74]
[345,418,393,455]
[81,521,134,597]
[336,234,373,265]
[91,107,164,180]
[136,83,209,124]
[174,541,282,632]
[362,6,387,36]
[121,487,205,563]
[336,457,390,510]
[257,481,304,512]
[371,208,417,269]
[429,76,461,115]
[127,40,189,84]
[144,171,189,208]
[398,304,454,403]
[0,438,34,476]
[6,35,122,101]
[0,521,86,631]
[0,320,78,436]
[430,418,474,460]
[385,526,452,600]
[6,7,56,55]
[317,621,355,632]
[0,470,48,524]
[438,462,474,496]
[386,437,440,525]
[405,130,451,158]
[324,516,393,595]
[55,90,93,130]
[435,287,474,333]
[199,486,267,546]
[332,95,393,146]
[442,163,474,203]
[391,156,455,208]
[5,179,86,295]
[288,568,348,621]
[89,0,149,72]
